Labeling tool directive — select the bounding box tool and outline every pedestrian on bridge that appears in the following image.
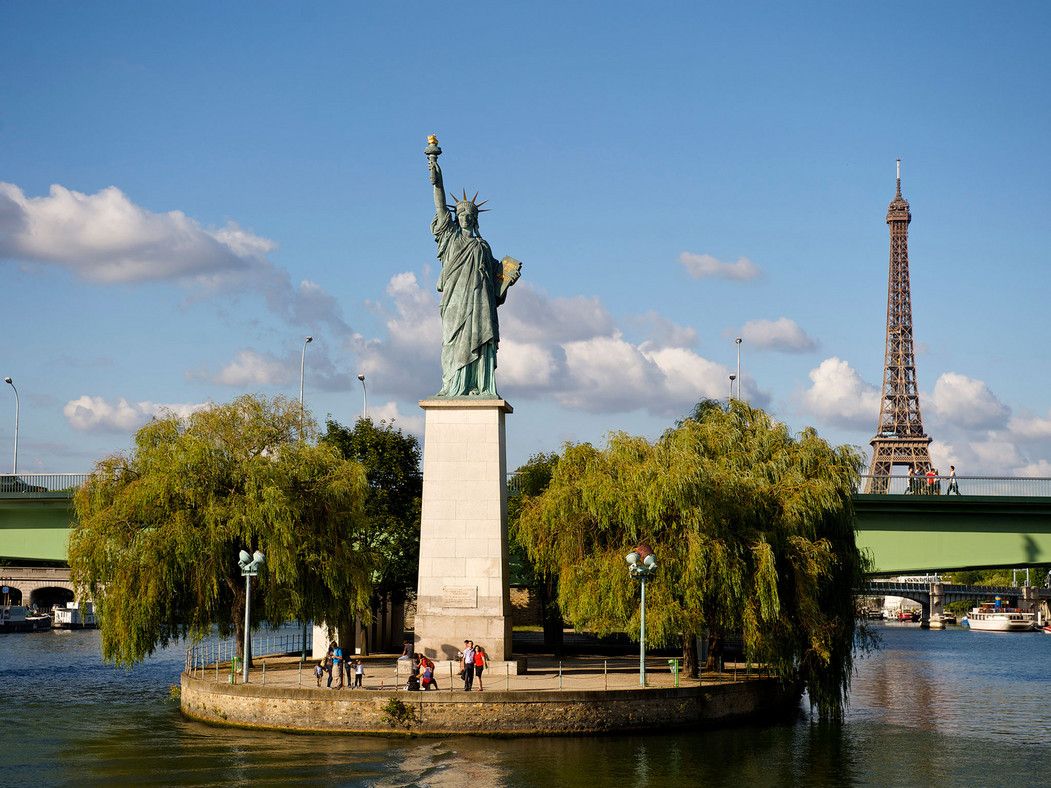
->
[925,467,938,495]
[946,465,960,495]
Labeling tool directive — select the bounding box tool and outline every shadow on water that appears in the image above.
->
[2,623,1050,786]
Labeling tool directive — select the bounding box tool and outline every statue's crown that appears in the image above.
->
[447,189,489,214]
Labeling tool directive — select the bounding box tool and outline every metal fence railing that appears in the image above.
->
[0,473,89,495]
[858,475,1051,497]
[184,629,312,676]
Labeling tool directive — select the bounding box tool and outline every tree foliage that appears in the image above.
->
[508,452,564,651]
[321,417,422,593]
[514,400,867,718]
[69,395,373,666]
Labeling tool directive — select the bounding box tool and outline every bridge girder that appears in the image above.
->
[854,494,1051,574]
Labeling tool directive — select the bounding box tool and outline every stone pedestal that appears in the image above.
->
[413,398,514,665]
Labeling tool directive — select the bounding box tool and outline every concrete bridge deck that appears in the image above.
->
[5,473,1051,574]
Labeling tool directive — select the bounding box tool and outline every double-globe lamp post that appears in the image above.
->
[4,377,18,474]
[625,544,657,686]
[238,549,265,684]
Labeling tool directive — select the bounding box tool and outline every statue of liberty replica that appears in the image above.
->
[426,135,521,397]
[413,136,523,667]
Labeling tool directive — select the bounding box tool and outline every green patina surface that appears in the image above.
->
[4,491,1051,573]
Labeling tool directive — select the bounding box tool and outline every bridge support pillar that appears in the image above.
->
[927,583,945,630]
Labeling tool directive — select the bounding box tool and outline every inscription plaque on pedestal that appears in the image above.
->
[441,585,478,608]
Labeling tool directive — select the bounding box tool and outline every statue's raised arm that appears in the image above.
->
[423,135,521,399]
[425,135,447,218]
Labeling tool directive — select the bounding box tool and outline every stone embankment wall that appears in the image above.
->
[181,674,797,736]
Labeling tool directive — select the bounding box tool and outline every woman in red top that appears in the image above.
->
[472,646,488,691]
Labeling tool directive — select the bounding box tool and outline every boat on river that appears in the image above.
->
[963,603,1035,632]
[52,601,97,629]
[0,605,52,633]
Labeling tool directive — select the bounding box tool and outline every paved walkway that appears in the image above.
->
[189,653,769,693]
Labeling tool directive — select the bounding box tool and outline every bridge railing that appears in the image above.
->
[858,475,1051,496]
[0,473,89,495]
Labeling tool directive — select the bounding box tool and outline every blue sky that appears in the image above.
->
[2,3,1050,476]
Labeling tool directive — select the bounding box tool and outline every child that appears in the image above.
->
[354,659,364,688]
[314,660,325,687]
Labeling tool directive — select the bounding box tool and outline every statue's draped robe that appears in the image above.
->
[432,207,504,397]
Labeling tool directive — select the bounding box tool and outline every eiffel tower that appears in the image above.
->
[866,160,932,492]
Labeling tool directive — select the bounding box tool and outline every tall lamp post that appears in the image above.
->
[238,549,265,684]
[299,336,313,434]
[728,374,736,404]
[357,373,367,420]
[625,544,657,686]
[3,377,18,474]
[735,337,743,400]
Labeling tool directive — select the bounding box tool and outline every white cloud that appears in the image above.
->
[802,357,881,428]
[739,317,818,353]
[929,372,1009,429]
[1015,459,1051,478]
[354,272,442,397]
[367,401,424,435]
[498,340,563,390]
[0,182,268,283]
[0,181,351,336]
[356,272,762,419]
[968,438,1022,471]
[64,395,207,433]
[501,283,615,343]
[635,312,698,351]
[1007,411,1051,441]
[203,344,354,394]
[556,337,738,416]
[213,350,292,387]
[679,251,761,281]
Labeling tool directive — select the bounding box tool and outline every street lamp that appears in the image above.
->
[625,544,657,686]
[728,374,736,404]
[238,549,265,684]
[735,337,743,401]
[299,337,313,434]
[3,377,18,474]
[357,373,367,421]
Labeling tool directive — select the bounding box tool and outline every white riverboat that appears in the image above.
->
[963,603,1035,632]
[52,601,97,629]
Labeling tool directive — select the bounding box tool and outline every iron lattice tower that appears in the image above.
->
[867,160,932,491]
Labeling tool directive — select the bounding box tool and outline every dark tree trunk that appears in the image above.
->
[705,633,723,672]
[539,575,564,655]
[682,633,699,679]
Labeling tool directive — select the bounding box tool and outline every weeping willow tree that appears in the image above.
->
[515,399,868,719]
[68,395,373,666]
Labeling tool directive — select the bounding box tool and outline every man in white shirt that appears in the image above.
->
[461,640,475,691]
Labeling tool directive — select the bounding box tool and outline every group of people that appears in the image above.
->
[312,638,492,692]
[313,641,366,690]
[905,464,960,495]
[403,652,439,691]
[397,638,489,691]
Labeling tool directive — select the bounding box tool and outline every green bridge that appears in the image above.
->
[3,474,1051,574]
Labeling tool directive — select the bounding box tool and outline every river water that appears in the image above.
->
[1,623,1049,787]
